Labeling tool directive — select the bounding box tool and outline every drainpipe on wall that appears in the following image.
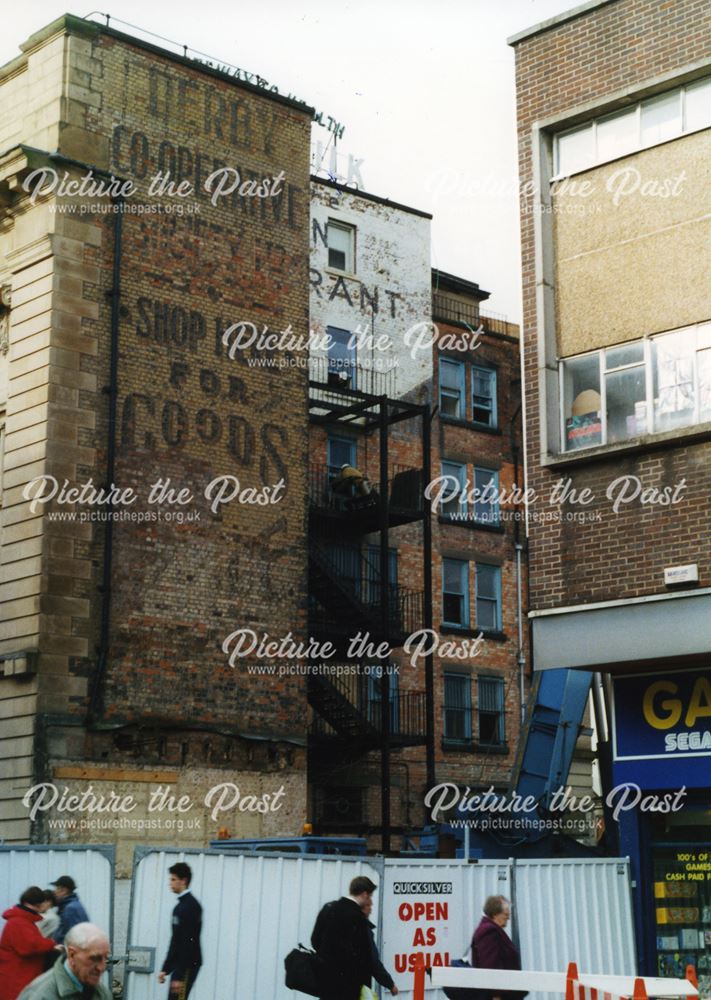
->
[88,191,123,723]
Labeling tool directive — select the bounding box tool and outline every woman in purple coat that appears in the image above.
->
[471,896,526,1000]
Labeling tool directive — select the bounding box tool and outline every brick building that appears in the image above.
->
[509,0,711,979]
[0,14,312,869]
[306,177,527,845]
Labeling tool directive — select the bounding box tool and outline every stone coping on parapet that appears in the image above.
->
[0,13,315,119]
[507,0,619,47]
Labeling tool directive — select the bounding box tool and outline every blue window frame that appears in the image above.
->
[444,672,472,741]
[475,563,502,631]
[473,467,499,525]
[472,366,497,427]
[440,461,467,518]
[327,435,356,478]
[442,558,469,627]
[327,325,356,388]
[478,675,505,746]
[440,358,465,419]
[367,670,400,733]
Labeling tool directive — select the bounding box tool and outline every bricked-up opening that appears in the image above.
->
[307,365,434,851]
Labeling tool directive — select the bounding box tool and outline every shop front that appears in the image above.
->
[612,668,711,991]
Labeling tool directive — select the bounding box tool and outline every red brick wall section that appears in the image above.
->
[513,0,711,612]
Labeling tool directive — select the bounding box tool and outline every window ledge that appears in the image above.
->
[324,266,357,281]
[545,419,711,468]
[441,740,510,755]
[441,416,501,435]
[439,626,507,642]
[438,516,505,534]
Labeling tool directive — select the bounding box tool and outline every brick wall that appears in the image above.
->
[0,15,312,845]
[511,0,711,613]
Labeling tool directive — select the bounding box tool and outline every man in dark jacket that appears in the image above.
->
[312,876,395,1000]
[471,895,525,1000]
[49,878,89,946]
[157,863,202,1000]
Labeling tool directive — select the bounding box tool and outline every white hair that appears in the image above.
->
[64,922,110,950]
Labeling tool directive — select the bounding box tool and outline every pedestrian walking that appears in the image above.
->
[36,893,60,942]
[470,896,526,1000]
[362,895,399,997]
[49,878,89,946]
[15,922,110,1000]
[311,875,387,1000]
[0,888,63,1000]
[157,863,202,999]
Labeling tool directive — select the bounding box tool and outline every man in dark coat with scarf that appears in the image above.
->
[471,895,525,1000]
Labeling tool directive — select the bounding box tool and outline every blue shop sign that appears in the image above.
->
[612,669,711,788]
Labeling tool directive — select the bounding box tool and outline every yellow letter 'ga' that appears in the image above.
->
[685,677,711,726]
[643,681,681,729]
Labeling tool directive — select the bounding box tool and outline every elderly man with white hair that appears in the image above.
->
[17,922,111,1000]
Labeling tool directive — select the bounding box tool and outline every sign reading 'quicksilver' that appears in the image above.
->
[392,882,453,894]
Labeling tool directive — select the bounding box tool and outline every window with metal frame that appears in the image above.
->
[327,221,355,273]
[554,77,711,177]
[440,461,467,518]
[327,325,356,388]
[473,467,499,525]
[478,675,505,746]
[444,672,472,741]
[475,563,501,631]
[560,322,711,451]
[442,558,469,627]
[367,670,400,733]
[472,366,497,427]
[440,358,465,419]
[327,435,357,478]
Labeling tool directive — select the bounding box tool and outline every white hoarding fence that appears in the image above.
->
[124,848,381,1000]
[125,851,637,1000]
[0,845,114,939]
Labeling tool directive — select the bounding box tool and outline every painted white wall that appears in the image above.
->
[310,181,433,401]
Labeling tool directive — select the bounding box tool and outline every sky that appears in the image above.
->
[3,0,583,324]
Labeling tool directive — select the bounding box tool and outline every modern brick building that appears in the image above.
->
[0,14,312,869]
[510,0,711,979]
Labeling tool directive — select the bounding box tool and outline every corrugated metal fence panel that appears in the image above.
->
[124,849,380,1000]
[515,858,636,1000]
[382,859,512,999]
[0,845,114,939]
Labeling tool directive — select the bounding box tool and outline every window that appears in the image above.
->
[556,124,595,177]
[478,676,505,746]
[685,77,711,132]
[641,91,681,146]
[472,366,497,427]
[475,563,501,631]
[327,221,354,272]
[440,461,467,518]
[604,343,646,444]
[327,325,356,388]
[440,359,465,418]
[554,78,711,177]
[442,558,468,627]
[327,435,356,477]
[596,107,637,162]
[444,673,472,742]
[473,467,499,526]
[560,322,711,451]
[367,671,399,733]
